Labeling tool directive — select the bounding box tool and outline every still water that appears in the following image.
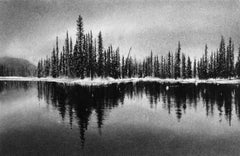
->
[1,81,240,156]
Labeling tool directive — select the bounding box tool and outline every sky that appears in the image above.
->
[0,0,240,64]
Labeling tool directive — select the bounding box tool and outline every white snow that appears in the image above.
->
[0,76,239,86]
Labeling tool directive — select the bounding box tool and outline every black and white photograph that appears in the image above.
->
[1,0,240,155]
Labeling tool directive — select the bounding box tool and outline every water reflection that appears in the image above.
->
[36,82,240,147]
[0,81,32,92]
[37,82,126,147]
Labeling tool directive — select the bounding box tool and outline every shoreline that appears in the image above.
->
[0,76,240,86]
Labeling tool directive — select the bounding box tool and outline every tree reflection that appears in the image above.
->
[36,82,240,147]
[0,81,32,92]
[37,82,125,147]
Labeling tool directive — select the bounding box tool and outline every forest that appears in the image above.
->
[0,57,36,77]
[37,15,240,80]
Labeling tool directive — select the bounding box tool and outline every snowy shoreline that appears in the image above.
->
[0,76,240,86]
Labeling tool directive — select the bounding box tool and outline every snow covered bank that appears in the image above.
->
[0,76,240,86]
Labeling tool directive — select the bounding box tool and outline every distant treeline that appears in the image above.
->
[0,57,36,77]
[0,65,31,76]
[37,15,240,79]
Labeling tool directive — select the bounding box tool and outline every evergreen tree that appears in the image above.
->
[160,56,165,78]
[187,56,192,78]
[44,56,50,77]
[203,44,208,78]
[227,38,234,78]
[167,52,171,78]
[88,31,94,79]
[65,31,70,76]
[174,41,181,79]
[76,15,84,78]
[83,34,88,77]
[193,59,197,78]
[182,53,186,78]
[69,37,74,77]
[236,47,240,77]
[115,48,121,78]
[55,37,59,77]
[37,59,43,78]
[150,51,153,76]
[219,36,226,78]
[171,53,174,78]
[51,47,57,78]
[93,38,97,78]
[213,52,217,78]
[62,46,66,76]
[121,56,125,78]
[209,52,214,78]
[97,32,104,77]
[154,56,160,77]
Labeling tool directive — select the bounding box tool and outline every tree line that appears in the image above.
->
[37,15,240,79]
[0,65,32,77]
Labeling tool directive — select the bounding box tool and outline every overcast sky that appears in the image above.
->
[1,0,240,63]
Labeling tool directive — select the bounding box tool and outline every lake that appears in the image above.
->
[1,81,240,156]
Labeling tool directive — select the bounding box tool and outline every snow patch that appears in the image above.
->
[0,76,239,86]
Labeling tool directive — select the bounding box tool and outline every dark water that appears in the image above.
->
[1,81,240,156]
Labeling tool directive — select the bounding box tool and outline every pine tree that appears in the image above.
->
[174,41,181,79]
[167,52,171,78]
[83,34,88,77]
[213,52,217,78]
[219,36,226,78]
[236,46,240,77]
[97,32,104,77]
[154,55,160,77]
[128,56,133,78]
[65,31,70,76]
[171,53,174,78]
[51,47,57,78]
[216,49,220,77]
[62,46,66,76]
[209,52,214,78]
[44,56,50,77]
[55,37,59,77]
[187,56,192,78]
[76,15,84,78]
[150,51,153,76]
[160,56,165,78]
[37,60,43,78]
[182,53,186,79]
[121,56,125,78]
[227,38,234,78]
[104,50,107,77]
[88,31,95,79]
[69,37,74,77]
[193,59,197,78]
[73,43,78,76]
[115,48,121,78]
[93,38,97,78]
[204,44,208,78]
[59,51,63,76]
